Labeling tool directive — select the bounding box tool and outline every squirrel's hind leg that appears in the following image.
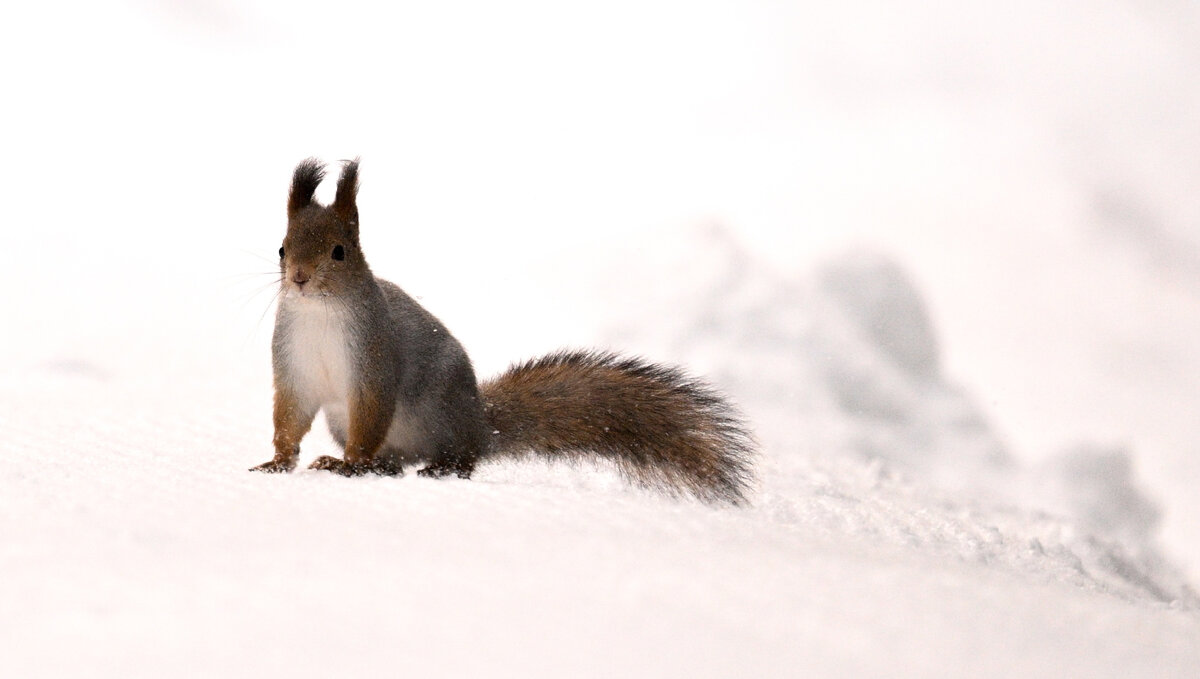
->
[416,456,475,479]
[416,435,481,479]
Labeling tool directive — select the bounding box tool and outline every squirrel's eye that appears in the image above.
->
[278,246,285,259]
[332,245,345,261]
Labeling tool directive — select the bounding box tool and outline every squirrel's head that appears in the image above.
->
[279,158,366,299]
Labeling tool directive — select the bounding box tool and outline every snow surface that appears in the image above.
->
[3,0,1200,676]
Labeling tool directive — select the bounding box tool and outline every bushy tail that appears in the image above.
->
[480,350,755,504]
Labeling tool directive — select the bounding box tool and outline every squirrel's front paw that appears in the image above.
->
[250,459,296,473]
[308,455,367,477]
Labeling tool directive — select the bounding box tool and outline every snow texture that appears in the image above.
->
[3,0,1200,677]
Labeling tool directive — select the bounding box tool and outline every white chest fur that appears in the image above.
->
[278,299,356,409]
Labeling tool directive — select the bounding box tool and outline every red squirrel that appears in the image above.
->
[250,158,755,503]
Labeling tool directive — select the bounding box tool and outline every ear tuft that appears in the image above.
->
[288,158,326,217]
[333,157,360,221]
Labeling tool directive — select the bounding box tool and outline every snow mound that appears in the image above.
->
[603,224,1198,608]
[1035,444,1161,548]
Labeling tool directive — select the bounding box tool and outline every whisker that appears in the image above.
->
[239,248,282,268]
[220,270,281,279]
[235,281,284,355]
[225,276,282,296]
[220,269,284,308]
[227,270,283,301]
[236,280,284,311]
[252,286,283,336]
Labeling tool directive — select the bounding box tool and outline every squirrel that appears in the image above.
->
[249,158,755,504]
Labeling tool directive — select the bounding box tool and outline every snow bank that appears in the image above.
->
[600,225,1197,608]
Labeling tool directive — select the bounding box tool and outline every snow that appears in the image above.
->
[3,366,1198,677]
[3,0,1200,676]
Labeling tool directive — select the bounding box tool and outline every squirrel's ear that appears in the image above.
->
[288,158,326,218]
[333,158,360,226]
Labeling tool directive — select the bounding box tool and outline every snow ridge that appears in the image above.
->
[603,225,1198,608]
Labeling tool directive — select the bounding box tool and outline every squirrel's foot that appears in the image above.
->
[371,457,404,477]
[417,458,475,480]
[250,458,296,473]
[309,455,367,476]
[309,455,401,477]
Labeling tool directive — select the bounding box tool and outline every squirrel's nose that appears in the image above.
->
[292,270,310,286]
